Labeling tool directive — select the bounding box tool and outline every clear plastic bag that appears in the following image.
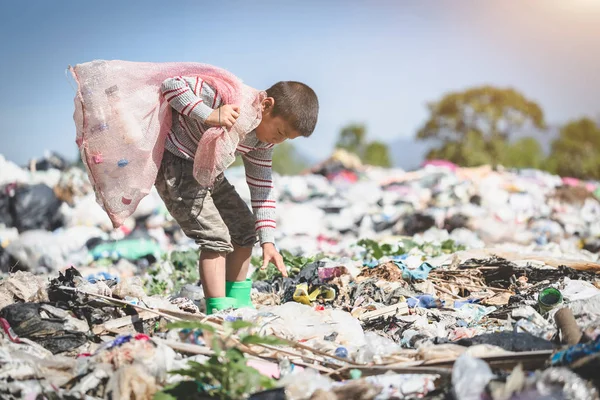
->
[452,354,495,400]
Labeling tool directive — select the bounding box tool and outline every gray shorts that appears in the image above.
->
[155,150,257,253]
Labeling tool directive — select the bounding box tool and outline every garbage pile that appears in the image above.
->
[227,152,600,259]
[0,150,600,399]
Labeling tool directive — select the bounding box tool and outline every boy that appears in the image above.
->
[156,73,319,314]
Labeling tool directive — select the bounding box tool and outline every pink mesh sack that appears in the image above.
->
[70,60,263,228]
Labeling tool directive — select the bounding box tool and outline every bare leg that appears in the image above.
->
[226,244,253,282]
[199,251,227,298]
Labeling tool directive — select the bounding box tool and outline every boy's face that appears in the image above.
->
[255,97,301,144]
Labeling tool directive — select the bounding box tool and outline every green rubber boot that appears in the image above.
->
[205,297,237,315]
[225,279,255,309]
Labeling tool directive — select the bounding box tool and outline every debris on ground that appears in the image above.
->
[1,152,600,399]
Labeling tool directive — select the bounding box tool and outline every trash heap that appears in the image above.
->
[227,151,600,258]
[0,150,599,399]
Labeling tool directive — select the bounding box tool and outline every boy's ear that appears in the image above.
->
[262,97,275,113]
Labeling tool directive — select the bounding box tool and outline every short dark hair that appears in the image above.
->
[266,81,319,137]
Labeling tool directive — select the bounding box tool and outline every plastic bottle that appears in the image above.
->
[105,85,144,145]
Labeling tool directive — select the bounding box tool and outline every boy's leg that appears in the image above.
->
[211,176,257,308]
[154,152,235,305]
[226,244,253,282]
[199,251,227,298]
[189,191,236,297]
[210,176,258,281]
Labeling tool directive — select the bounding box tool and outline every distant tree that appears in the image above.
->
[417,86,546,166]
[547,118,600,179]
[502,137,545,170]
[426,130,494,167]
[336,124,367,155]
[335,123,392,168]
[363,141,392,167]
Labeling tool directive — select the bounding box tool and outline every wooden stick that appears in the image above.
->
[58,286,184,321]
[359,303,409,321]
[290,360,338,374]
[429,278,513,294]
[351,365,452,377]
[92,311,158,335]
[155,337,323,372]
[63,286,354,370]
[271,334,358,366]
[153,338,215,356]
[257,343,339,367]
[455,249,600,273]
[432,284,463,299]
[421,350,553,369]
[168,310,355,367]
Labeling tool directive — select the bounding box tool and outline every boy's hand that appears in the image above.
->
[205,105,240,129]
[261,243,288,277]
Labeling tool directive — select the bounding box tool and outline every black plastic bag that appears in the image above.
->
[10,184,63,232]
[402,213,436,236]
[0,188,13,227]
[0,302,88,354]
[456,331,555,352]
[29,152,70,171]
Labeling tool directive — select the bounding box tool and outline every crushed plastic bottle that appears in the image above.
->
[278,358,293,379]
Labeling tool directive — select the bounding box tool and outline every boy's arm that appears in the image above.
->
[161,76,218,123]
[242,146,277,245]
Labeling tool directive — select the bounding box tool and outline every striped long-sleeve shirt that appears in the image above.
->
[161,76,277,245]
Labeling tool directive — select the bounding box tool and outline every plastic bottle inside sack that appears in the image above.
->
[106,85,144,145]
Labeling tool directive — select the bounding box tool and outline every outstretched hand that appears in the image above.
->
[261,243,288,277]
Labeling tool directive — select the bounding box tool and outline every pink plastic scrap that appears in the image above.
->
[422,159,458,171]
[561,176,597,192]
[70,60,264,228]
[562,177,581,187]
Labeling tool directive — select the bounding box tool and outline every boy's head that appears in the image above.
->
[254,81,319,144]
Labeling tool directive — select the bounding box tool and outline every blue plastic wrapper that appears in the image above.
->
[454,298,481,308]
[551,336,600,366]
[86,271,119,283]
[94,334,133,354]
[393,261,433,281]
[362,260,433,282]
[363,260,379,268]
[407,295,445,309]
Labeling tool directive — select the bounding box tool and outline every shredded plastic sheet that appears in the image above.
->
[70,60,264,228]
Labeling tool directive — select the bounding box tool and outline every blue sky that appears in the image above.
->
[1,0,599,166]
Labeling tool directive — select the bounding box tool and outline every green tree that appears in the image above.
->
[426,130,495,167]
[502,137,545,170]
[335,123,393,168]
[336,124,367,155]
[417,86,546,166]
[547,118,600,179]
[363,140,392,167]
